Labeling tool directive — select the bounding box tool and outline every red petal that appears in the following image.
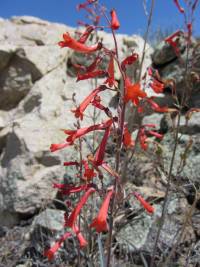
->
[78,25,94,43]
[94,126,110,166]
[65,187,96,228]
[90,189,113,232]
[50,142,72,152]
[104,55,116,87]
[146,98,168,113]
[71,86,106,120]
[44,232,71,261]
[73,225,88,247]
[77,70,106,82]
[124,79,147,105]
[121,53,138,70]
[123,126,135,148]
[133,192,154,213]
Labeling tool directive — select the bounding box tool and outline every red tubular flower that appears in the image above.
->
[72,86,106,120]
[110,9,120,30]
[90,188,114,232]
[173,0,184,13]
[63,118,114,142]
[138,124,163,150]
[146,98,168,113]
[104,55,117,88]
[58,32,102,53]
[121,53,138,71]
[91,95,104,110]
[65,187,96,228]
[72,225,88,247]
[64,125,103,142]
[165,30,183,42]
[94,125,111,166]
[77,70,106,82]
[165,30,183,56]
[50,142,72,152]
[133,192,154,213]
[78,25,94,43]
[124,77,147,106]
[123,126,135,148]
[44,232,71,260]
[92,96,112,117]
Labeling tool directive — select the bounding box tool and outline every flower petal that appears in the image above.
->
[59,32,102,53]
[65,187,96,228]
[90,188,113,232]
[133,192,154,213]
[44,232,71,261]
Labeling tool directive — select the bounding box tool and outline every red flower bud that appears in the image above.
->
[110,9,120,30]
[44,232,71,260]
[123,126,135,148]
[58,32,102,53]
[133,192,154,213]
[104,55,117,87]
[76,70,106,82]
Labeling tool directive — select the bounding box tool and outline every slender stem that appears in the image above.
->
[150,14,193,266]
[162,190,198,267]
[150,112,181,267]
[138,0,155,81]
[121,0,155,184]
[77,120,83,266]
[98,234,106,267]
[102,13,127,267]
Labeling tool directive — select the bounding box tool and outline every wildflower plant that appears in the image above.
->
[44,0,199,266]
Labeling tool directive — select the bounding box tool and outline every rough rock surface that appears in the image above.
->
[0,16,152,226]
[152,32,200,108]
[151,32,200,187]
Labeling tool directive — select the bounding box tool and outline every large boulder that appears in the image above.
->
[0,16,153,226]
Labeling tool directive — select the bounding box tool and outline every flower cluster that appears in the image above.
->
[44,0,170,260]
